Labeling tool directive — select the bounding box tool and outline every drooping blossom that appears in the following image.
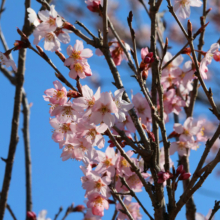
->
[90,92,118,127]
[81,123,108,149]
[174,0,203,19]
[0,52,17,72]
[68,60,92,79]
[64,40,93,66]
[116,196,142,220]
[83,208,102,220]
[95,146,118,176]
[200,43,219,79]
[109,39,131,66]
[112,88,133,122]
[35,5,63,31]
[195,209,213,220]
[73,85,100,114]
[87,192,109,217]
[85,0,102,13]
[37,210,51,220]
[27,8,40,26]
[44,80,67,105]
[83,171,111,197]
[33,30,61,52]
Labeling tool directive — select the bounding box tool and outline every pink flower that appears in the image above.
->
[157,171,173,184]
[83,171,111,197]
[196,209,213,220]
[116,196,142,220]
[178,171,191,180]
[132,93,151,126]
[173,117,201,142]
[36,5,63,31]
[44,80,67,105]
[87,192,109,217]
[61,138,91,161]
[0,52,17,72]
[73,85,100,113]
[200,43,219,79]
[90,92,118,127]
[85,0,102,12]
[109,39,131,66]
[64,40,93,67]
[82,123,108,149]
[95,146,118,176]
[68,60,92,79]
[83,209,102,220]
[174,0,202,19]
[116,150,134,177]
[27,8,40,26]
[33,30,61,52]
[113,88,133,122]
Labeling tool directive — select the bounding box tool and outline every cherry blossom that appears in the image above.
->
[85,0,102,12]
[117,196,142,220]
[68,60,92,79]
[112,88,133,122]
[0,52,17,72]
[27,8,40,26]
[90,92,118,127]
[37,210,51,220]
[95,146,118,176]
[87,192,109,217]
[64,40,93,67]
[109,39,131,66]
[44,80,67,106]
[36,5,63,32]
[196,209,213,220]
[174,0,203,19]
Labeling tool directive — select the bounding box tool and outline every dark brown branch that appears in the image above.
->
[54,206,63,220]
[103,0,108,46]
[110,187,134,220]
[61,204,74,220]
[208,200,220,220]
[0,0,31,218]
[120,177,154,220]
[6,204,16,220]
[22,90,33,218]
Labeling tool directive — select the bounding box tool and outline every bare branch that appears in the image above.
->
[120,177,154,220]
[208,200,220,220]
[0,0,31,218]
[6,204,17,220]
[54,206,63,220]
[22,90,33,217]
[103,0,108,46]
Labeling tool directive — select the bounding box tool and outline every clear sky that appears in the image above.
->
[1,0,220,220]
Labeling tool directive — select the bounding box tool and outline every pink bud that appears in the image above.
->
[213,51,220,62]
[73,205,85,212]
[144,52,154,64]
[179,172,191,180]
[176,165,184,175]
[27,211,36,220]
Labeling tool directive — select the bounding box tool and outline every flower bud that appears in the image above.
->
[142,70,148,80]
[144,52,154,64]
[176,165,184,175]
[179,172,191,180]
[213,51,220,62]
[27,211,36,220]
[73,205,85,212]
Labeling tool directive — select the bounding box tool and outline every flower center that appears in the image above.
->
[55,90,65,99]
[95,179,104,190]
[61,123,71,133]
[74,62,83,73]
[100,104,109,114]
[46,33,55,42]
[121,158,130,168]
[137,106,145,114]
[103,157,113,167]
[71,51,81,60]
[47,17,56,26]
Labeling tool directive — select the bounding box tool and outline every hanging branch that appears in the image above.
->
[22,90,33,218]
[0,0,31,219]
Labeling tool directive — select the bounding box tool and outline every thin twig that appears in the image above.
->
[120,177,154,220]
[6,204,17,220]
[54,206,63,220]
[110,187,134,220]
[22,89,33,218]
[103,0,108,47]
[61,204,74,220]
[208,200,220,220]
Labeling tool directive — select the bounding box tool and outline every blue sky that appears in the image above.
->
[1,0,220,219]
